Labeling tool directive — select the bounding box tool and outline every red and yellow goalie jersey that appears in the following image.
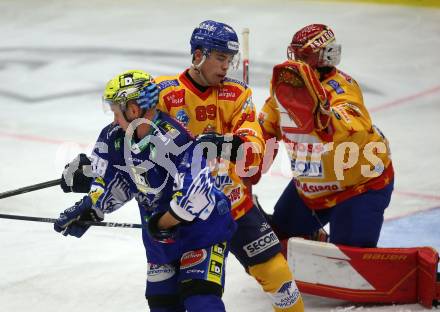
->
[156,70,265,219]
[259,66,394,209]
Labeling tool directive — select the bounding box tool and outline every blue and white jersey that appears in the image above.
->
[88,111,236,264]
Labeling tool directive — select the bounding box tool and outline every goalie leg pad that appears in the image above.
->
[249,253,304,312]
[286,238,440,308]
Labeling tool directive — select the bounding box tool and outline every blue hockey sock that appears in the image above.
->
[184,294,225,312]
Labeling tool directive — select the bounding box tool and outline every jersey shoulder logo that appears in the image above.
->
[157,79,180,91]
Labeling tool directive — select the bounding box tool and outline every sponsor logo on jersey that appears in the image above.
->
[207,243,226,285]
[212,242,226,256]
[214,174,233,190]
[271,281,301,309]
[223,77,247,89]
[176,109,190,126]
[295,180,342,195]
[243,231,280,257]
[228,186,241,204]
[180,249,207,269]
[186,269,205,275]
[218,85,242,101]
[260,222,271,233]
[157,79,179,91]
[163,89,185,110]
[291,159,323,177]
[327,79,344,94]
[147,264,176,282]
[209,259,223,277]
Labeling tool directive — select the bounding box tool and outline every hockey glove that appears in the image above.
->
[147,212,178,244]
[272,60,331,133]
[61,153,94,193]
[54,196,104,238]
[196,133,244,162]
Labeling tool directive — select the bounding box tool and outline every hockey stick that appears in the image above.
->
[0,179,62,199]
[241,27,255,194]
[0,213,143,228]
[242,28,250,85]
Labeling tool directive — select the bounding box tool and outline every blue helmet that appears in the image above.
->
[190,20,239,55]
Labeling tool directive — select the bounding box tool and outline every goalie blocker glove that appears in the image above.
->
[60,153,94,193]
[54,196,104,238]
[196,133,244,162]
[272,60,331,134]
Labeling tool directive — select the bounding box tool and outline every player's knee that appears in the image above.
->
[248,253,304,312]
[179,280,224,312]
[183,294,226,312]
[179,279,223,301]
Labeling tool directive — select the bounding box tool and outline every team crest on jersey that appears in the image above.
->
[176,109,190,126]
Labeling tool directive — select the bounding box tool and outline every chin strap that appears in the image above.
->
[191,54,211,86]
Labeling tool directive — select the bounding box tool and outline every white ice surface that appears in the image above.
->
[1,1,439,311]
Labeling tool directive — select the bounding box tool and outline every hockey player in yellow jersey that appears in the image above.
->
[156,20,304,312]
[258,24,394,247]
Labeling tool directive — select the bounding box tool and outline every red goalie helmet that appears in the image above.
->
[287,24,341,69]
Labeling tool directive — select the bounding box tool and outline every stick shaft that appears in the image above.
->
[0,213,142,228]
[242,28,250,84]
[0,179,62,199]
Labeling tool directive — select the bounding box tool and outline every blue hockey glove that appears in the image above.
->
[61,153,94,193]
[196,133,244,162]
[147,212,178,244]
[54,196,104,238]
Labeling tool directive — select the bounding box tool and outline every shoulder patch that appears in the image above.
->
[327,80,345,94]
[157,79,180,91]
[223,77,247,89]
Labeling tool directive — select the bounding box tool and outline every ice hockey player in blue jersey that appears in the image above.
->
[54,70,237,312]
